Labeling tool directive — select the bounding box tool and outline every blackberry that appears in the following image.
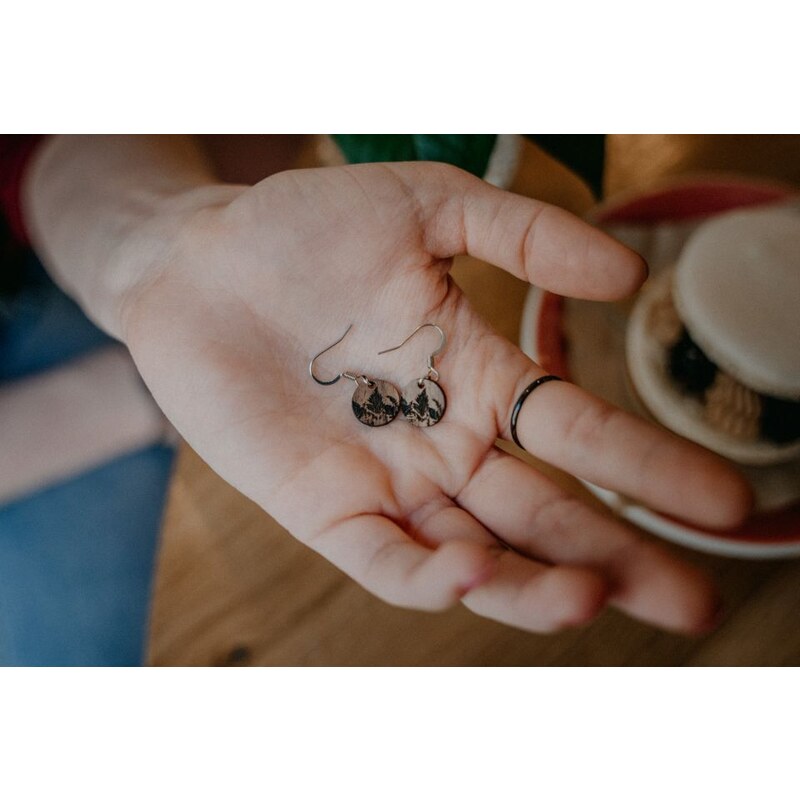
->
[668,329,718,395]
[761,396,800,445]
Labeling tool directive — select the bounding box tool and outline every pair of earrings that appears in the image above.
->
[309,323,447,428]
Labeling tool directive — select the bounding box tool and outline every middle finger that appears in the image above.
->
[457,447,722,634]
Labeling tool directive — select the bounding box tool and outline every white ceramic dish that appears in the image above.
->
[519,175,800,559]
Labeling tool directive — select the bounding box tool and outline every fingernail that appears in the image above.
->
[696,598,726,636]
[458,560,496,596]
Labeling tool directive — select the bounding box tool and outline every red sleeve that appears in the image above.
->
[0,135,46,245]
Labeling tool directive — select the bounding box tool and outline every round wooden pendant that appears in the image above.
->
[351,379,401,427]
[400,378,446,427]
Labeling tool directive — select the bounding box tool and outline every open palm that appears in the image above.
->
[122,162,751,634]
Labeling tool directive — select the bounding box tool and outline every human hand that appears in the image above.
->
[118,162,751,634]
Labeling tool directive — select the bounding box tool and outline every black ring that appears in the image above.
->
[510,375,563,450]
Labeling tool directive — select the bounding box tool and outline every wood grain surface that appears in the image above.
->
[148,135,800,666]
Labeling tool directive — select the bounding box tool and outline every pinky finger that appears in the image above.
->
[462,550,610,634]
[309,514,496,611]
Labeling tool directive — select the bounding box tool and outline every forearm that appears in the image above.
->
[22,135,231,339]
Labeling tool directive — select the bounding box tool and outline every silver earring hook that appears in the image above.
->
[378,323,446,381]
[309,324,359,386]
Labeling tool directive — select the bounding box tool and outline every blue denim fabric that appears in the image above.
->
[0,255,174,665]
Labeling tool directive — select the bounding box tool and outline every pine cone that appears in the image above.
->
[648,282,683,348]
[705,372,762,441]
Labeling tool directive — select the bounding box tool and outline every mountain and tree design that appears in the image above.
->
[351,381,400,427]
[400,380,446,427]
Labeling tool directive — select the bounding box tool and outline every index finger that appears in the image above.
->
[484,337,753,530]
[518,378,753,529]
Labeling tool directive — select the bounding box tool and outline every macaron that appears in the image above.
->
[626,205,800,466]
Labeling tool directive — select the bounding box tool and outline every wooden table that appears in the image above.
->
[148,135,800,666]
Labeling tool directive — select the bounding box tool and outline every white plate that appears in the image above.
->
[519,176,800,559]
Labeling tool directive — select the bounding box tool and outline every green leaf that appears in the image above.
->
[412,134,497,177]
[332,134,497,178]
[334,135,416,165]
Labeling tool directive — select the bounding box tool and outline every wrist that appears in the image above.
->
[106,183,247,342]
[22,135,244,341]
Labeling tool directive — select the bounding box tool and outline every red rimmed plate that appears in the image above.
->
[520,174,800,558]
